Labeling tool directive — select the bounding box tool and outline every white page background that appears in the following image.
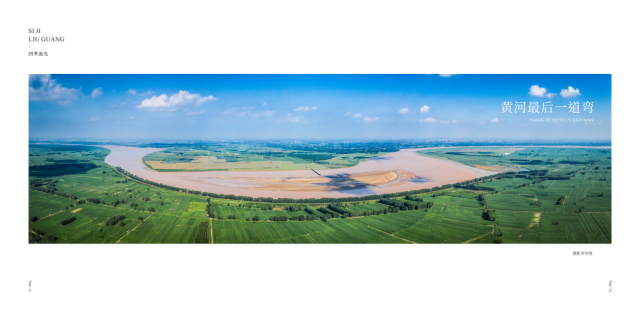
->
[1,1,635,319]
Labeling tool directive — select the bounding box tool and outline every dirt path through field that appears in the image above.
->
[366,225,417,244]
[114,212,155,244]
[210,218,214,244]
[463,232,493,244]
[34,209,65,222]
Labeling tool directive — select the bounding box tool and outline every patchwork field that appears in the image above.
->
[141,146,387,172]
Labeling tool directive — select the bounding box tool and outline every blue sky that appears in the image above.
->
[29,74,611,141]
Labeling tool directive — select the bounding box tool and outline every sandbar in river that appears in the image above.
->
[102,146,494,199]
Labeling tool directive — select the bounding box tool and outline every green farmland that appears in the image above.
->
[141,143,388,172]
[29,144,611,244]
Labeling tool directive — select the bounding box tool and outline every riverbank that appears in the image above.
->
[102,145,495,199]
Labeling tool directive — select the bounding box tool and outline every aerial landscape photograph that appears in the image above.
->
[28,74,612,244]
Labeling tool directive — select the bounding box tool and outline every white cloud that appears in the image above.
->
[128,116,134,120]
[528,85,556,98]
[344,112,352,117]
[28,74,82,104]
[490,118,499,123]
[128,89,153,96]
[420,105,430,113]
[398,108,409,114]
[352,113,363,118]
[139,94,173,109]
[440,119,458,124]
[452,120,457,123]
[363,116,380,123]
[479,121,486,124]
[91,87,103,98]
[222,107,274,118]
[90,117,98,121]
[560,86,581,97]
[137,90,218,110]
[280,113,304,123]
[167,91,216,106]
[528,85,547,97]
[419,117,437,123]
[222,108,237,115]
[255,110,275,117]
[439,74,456,77]
[294,106,317,112]
[263,102,268,105]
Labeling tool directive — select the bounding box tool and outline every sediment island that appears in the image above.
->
[103,146,493,199]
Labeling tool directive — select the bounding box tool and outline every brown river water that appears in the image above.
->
[102,146,494,199]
